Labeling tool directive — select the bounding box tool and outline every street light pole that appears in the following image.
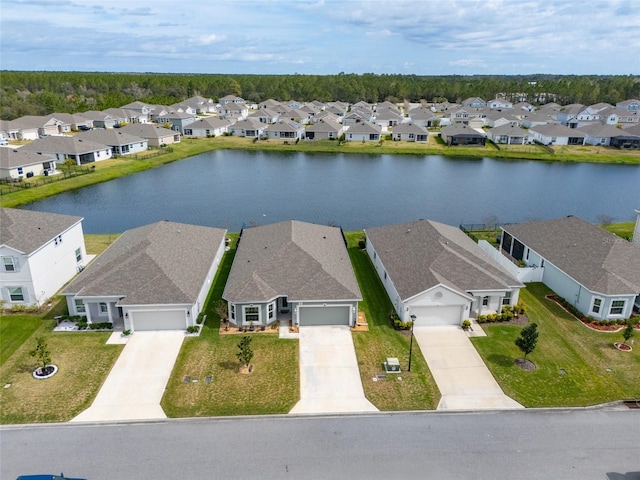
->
[408,314,416,372]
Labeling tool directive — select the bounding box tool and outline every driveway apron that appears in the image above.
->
[290,325,378,414]
[413,326,524,411]
[71,331,184,422]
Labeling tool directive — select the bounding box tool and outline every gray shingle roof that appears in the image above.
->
[503,216,640,295]
[1,208,83,255]
[223,220,361,303]
[119,124,178,140]
[0,148,49,169]
[21,136,109,155]
[62,221,226,305]
[365,220,523,301]
[440,124,486,138]
[75,129,146,146]
[529,124,586,138]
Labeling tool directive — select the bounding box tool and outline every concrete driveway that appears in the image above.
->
[290,325,378,415]
[413,326,523,411]
[71,331,184,422]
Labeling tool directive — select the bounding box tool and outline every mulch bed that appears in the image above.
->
[514,358,536,371]
[477,314,530,327]
[545,294,637,333]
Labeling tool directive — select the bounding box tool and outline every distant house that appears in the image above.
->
[75,129,148,155]
[578,124,640,148]
[248,108,280,124]
[408,107,440,128]
[486,124,532,145]
[1,208,87,306]
[12,115,64,137]
[345,119,382,142]
[119,124,181,147]
[219,95,246,105]
[365,219,523,326]
[529,124,586,146]
[44,113,93,132]
[223,220,362,328]
[461,97,486,108]
[616,99,640,111]
[264,120,305,141]
[305,118,344,140]
[183,117,232,137]
[81,111,118,129]
[154,111,196,133]
[501,216,640,320]
[62,221,227,332]
[484,111,519,128]
[228,119,268,138]
[391,123,428,142]
[21,136,112,165]
[486,98,513,109]
[218,103,249,120]
[373,109,403,129]
[440,124,486,146]
[0,148,59,179]
[519,112,559,128]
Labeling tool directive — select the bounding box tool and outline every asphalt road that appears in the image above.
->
[2,409,639,480]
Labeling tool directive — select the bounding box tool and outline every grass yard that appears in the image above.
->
[0,308,123,424]
[472,283,640,407]
[84,233,121,255]
[161,234,299,417]
[603,221,635,240]
[345,232,440,410]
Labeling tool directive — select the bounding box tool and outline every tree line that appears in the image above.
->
[1,71,639,120]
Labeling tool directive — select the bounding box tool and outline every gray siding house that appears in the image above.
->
[501,216,640,320]
[366,220,523,326]
[223,220,362,328]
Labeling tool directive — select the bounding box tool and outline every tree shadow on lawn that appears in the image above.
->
[486,353,515,368]
[217,360,240,372]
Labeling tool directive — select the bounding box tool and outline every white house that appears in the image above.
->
[21,136,113,165]
[62,221,227,331]
[1,208,87,307]
[183,117,232,137]
[529,124,586,146]
[345,119,382,142]
[75,129,148,155]
[501,216,640,320]
[365,220,523,326]
[0,148,58,179]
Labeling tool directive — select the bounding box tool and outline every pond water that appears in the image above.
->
[21,150,640,233]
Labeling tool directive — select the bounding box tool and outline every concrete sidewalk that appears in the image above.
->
[71,331,184,422]
[413,326,523,411]
[290,326,378,415]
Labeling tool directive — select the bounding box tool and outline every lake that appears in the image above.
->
[20,151,640,233]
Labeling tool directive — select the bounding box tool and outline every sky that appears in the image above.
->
[0,0,638,75]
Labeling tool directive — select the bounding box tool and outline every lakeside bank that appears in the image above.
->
[2,135,639,208]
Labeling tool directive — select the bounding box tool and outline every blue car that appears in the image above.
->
[17,475,86,480]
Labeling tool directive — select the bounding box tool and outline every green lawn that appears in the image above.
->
[603,221,635,240]
[161,234,299,417]
[84,233,121,255]
[0,309,123,424]
[472,283,640,407]
[345,232,440,410]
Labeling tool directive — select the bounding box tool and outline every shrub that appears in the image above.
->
[89,322,113,330]
[393,319,413,330]
[476,315,487,324]
[76,320,88,330]
[461,319,471,331]
[196,312,205,325]
[11,304,27,313]
[186,325,200,334]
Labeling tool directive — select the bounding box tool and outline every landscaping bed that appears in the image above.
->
[545,294,639,332]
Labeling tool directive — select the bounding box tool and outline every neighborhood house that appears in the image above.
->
[62,221,226,332]
[223,220,362,328]
[500,216,640,320]
[1,208,87,306]
[365,219,523,326]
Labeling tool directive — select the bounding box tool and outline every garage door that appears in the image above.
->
[131,310,186,331]
[411,306,462,326]
[299,306,350,326]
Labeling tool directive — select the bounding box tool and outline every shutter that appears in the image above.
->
[1,288,9,302]
[22,288,29,303]
[13,256,20,272]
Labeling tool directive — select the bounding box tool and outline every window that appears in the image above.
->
[230,304,235,320]
[17,167,23,175]
[482,296,489,306]
[75,299,86,313]
[268,302,274,320]
[99,302,108,314]
[75,248,82,263]
[591,298,602,314]
[502,292,512,306]
[610,300,625,316]
[244,306,259,323]
[8,287,24,302]
[2,256,16,272]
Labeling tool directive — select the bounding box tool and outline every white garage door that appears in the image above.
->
[299,306,350,326]
[131,310,186,331]
[411,305,462,326]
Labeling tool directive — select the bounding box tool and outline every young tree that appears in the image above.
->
[213,300,228,322]
[515,323,538,359]
[30,337,51,372]
[622,322,635,346]
[236,336,254,368]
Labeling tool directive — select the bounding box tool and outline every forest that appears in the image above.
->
[1,71,639,120]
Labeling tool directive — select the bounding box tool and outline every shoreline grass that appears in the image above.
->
[2,135,638,208]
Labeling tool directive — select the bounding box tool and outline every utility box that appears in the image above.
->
[384,357,401,373]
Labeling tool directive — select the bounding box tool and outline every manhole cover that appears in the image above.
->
[183,376,191,383]
[205,376,212,384]
[559,369,567,375]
